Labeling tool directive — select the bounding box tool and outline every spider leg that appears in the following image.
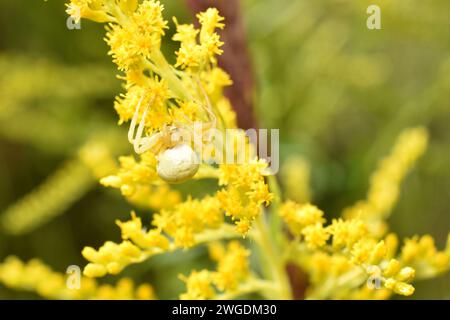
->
[196,79,217,130]
[134,133,164,154]
[128,95,145,144]
[133,101,150,153]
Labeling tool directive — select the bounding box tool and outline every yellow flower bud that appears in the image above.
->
[136,284,155,300]
[383,259,401,278]
[82,247,100,263]
[119,241,142,259]
[393,282,415,296]
[107,262,124,275]
[396,267,415,282]
[84,263,107,278]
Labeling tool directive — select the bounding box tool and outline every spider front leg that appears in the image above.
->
[127,95,144,145]
[133,132,167,155]
[128,96,154,154]
[197,79,217,130]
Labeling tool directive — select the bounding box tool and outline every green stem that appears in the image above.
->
[149,50,193,101]
[215,278,277,300]
[253,212,292,299]
[194,223,240,243]
[267,174,283,246]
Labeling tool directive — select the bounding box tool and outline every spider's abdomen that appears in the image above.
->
[157,144,200,184]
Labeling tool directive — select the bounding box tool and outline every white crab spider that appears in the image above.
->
[127,88,216,184]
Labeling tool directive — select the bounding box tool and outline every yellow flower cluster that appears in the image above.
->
[278,127,449,299]
[0,256,154,299]
[82,157,273,277]
[153,196,226,247]
[82,212,169,277]
[279,202,325,239]
[82,202,239,277]
[1,138,118,235]
[218,159,274,235]
[105,1,167,71]
[173,8,224,69]
[100,154,181,210]
[343,127,428,236]
[179,241,250,299]
[400,234,450,279]
[179,270,215,300]
[282,202,450,299]
[1,159,93,235]
[67,0,232,132]
[280,155,311,203]
[283,208,417,298]
[66,0,115,24]
[78,140,118,179]
[210,241,250,291]
[113,78,172,131]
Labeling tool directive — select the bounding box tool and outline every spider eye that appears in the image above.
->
[156,144,200,184]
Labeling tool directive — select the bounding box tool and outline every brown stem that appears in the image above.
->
[286,263,309,300]
[186,0,308,300]
[185,0,257,129]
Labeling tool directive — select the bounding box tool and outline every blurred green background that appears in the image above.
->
[0,0,449,299]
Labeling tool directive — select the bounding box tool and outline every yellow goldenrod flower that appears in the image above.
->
[180,241,251,299]
[82,212,171,277]
[217,159,273,235]
[399,234,450,279]
[173,8,224,69]
[100,154,182,209]
[0,256,155,299]
[301,223,330,249]
[328,218,368,249]
[1,136,118,235]
[279,202,325,236]
[350,239,380,264]
[0,159,92,235]
[117,212,170,249]
[201,67,233,102]
[82,204,241,277]
[66,0,114,23]
[281,155,312,203]
[152,196,224,247]
[213,241,250,291]
[285,202,420,298]
[78,140,118,179]
[343,127,428,236]
[179,270,215,300]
